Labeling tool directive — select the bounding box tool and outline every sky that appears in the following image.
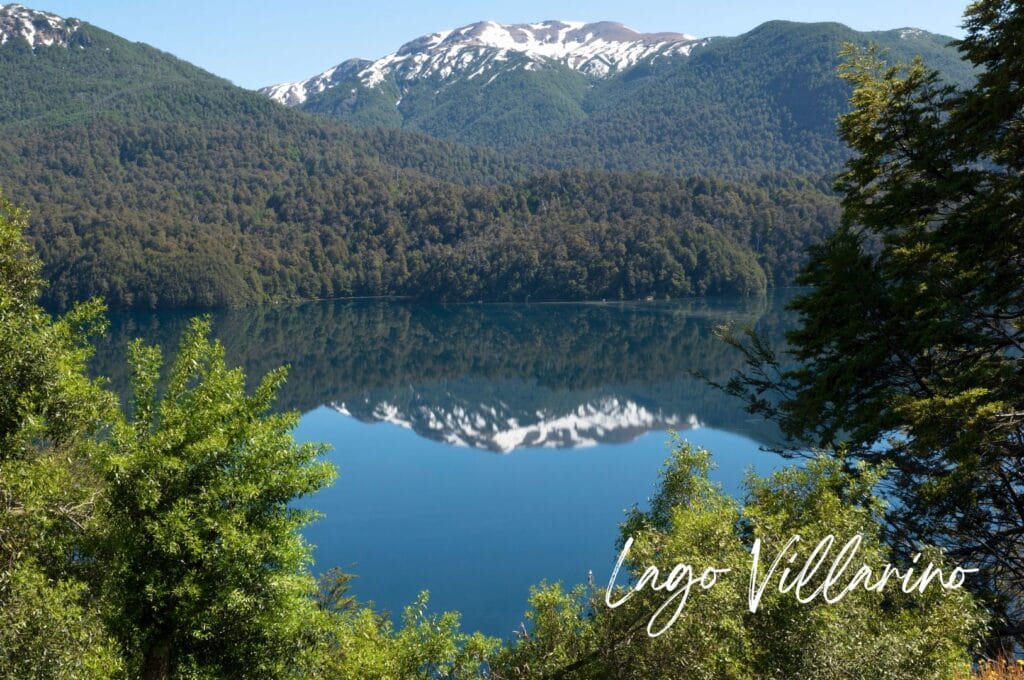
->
[30,1,970,89]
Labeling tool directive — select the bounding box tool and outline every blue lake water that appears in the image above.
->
[91,293,796,637]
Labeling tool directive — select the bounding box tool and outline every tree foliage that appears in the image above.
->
[490,441,983,679]
[0,117,835,307]
[717,0,1024,652]
[0,194,503,678]
[96,318,335,678]
[0,194,123,678]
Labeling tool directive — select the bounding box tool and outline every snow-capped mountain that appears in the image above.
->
[0,3,80,48]
[332,395,701,454]
[261,20,703,106]
[254,18,968,174]
[262,59,369,108]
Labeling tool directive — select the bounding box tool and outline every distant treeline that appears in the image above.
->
[0,118,837,308]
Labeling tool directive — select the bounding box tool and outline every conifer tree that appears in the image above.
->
[720,0,1024,650]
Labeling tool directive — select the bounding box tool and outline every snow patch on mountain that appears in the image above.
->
[262,58,369,106]
[0,3,80,48]
[261,20,703,106]
[898,27,925,39]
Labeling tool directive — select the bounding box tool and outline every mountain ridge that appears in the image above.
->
[259,18,972,178]
[259,18,950,107]
[260,19,704,106]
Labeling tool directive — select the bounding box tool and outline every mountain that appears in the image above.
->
[0,3,518,181]
[262,19,975,177]
[262,20,701,105]
[0,3,79,47]
[0,4,837,309]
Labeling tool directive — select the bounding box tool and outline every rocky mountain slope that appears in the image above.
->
[0,3,81,47]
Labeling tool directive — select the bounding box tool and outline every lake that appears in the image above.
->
[90,293,797,637]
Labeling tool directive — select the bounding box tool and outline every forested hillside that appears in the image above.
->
[2,115,836,307]
[0,8,838,309]
[519,23,973,177]
[278,21,975,178]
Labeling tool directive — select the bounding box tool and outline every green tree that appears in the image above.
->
[96,318,336,679]
[0,193,124,678]
[491,440,983,679]
[0,191,496,678]
[717,0,1023,652]
[312,591,499,679]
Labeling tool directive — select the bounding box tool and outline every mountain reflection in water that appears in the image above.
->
[92,294,794,452]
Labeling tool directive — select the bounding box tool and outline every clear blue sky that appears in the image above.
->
[31,1,970,89]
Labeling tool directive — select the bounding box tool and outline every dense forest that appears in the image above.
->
[0,120,837,307]
[0,12,843,309]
